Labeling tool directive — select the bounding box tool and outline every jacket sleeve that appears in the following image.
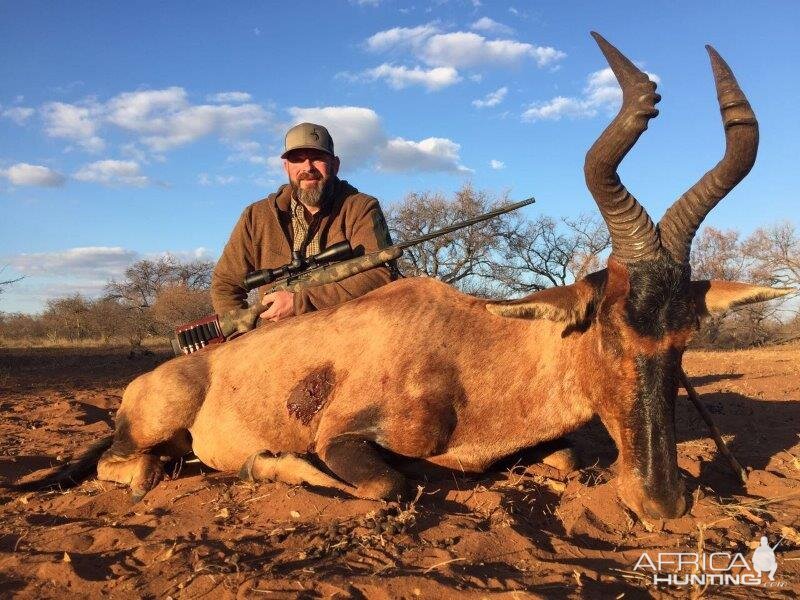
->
[211,206,255,314]
[293,196,394,315]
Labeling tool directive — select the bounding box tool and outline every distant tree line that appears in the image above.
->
[0,256,214,347]
[1,184,797,348]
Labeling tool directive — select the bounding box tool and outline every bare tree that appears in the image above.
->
[563,214,613,279]
[742,221,800,295]
[40,294,93,341]
[0,312,46,341]
[690,227,747,280]
[387,184,512,295]
[387,185,611,298]
[106,256,214,306]
[492,213,611,294]
[742,221,800,342]
[102,256,214,345]
[174,259,215,290]
[151,284,213,336]
[106,256,180,309]
[690,225,797,348]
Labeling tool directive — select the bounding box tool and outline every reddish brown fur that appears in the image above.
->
[94,262,784,516]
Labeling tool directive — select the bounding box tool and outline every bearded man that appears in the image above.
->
[211,122,394,322]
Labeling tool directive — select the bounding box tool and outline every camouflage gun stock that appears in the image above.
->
[217,246,405,340]
[172,196,535,355]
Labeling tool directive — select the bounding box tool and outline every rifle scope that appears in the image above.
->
[243,240,353,291]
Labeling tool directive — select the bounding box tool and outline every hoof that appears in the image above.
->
[238,454,256,481]
[239,450,280,481]
[541,445,581,472]
[357,472,409,501]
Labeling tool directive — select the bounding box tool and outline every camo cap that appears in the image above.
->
[281,122,335,159]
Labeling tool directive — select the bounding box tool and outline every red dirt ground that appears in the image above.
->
[1,344,799,599]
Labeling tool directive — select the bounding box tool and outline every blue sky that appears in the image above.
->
[1,1,799,313]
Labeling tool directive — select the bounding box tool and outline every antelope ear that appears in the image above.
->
[691,280,793,316]
[486,272,605,325]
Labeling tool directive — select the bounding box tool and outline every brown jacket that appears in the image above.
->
[211,178,394,316]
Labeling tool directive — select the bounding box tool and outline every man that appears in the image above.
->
[211,122,394,322]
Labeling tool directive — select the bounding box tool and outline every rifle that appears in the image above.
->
[171,196,535,355]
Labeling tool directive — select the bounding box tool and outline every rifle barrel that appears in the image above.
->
[396,196,535,249]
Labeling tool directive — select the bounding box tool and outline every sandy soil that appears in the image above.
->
[1,344,799,599]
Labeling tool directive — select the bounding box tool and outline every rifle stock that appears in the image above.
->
[217,246,404,339]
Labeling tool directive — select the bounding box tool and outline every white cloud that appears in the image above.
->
[365,23,441,53]
[379,137,470,173]
[198,172,238,186]
[74,160,150,187]
[8,246,138,278]
[472,86,508,108]
[41,101,105,152]
[206,91,253,104]
[2,106,35,125]
[351,0,382,5]
[470,17,514,36]
[106,87,270,151]
[286,106,386,169]
[363,63,461,90]
[522,66,660,122]
[1,163,66,187]
[360,25,563,93]
[106,87,187,129]
[522,96,587,121]
[39,87,270,156]
[265,156,283,174]
[422,32,565,69]
[227,140,267,165]
[490,159,505,170]
[367,25,565,70]
[120,143,149,164]
[145,104,266,152]
[233,140,261,154]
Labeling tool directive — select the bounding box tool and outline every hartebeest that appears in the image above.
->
[35,33,789,520]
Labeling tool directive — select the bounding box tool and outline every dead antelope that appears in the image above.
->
[31,33,789,520]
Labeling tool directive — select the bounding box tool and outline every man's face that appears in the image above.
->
[283,149,340,209]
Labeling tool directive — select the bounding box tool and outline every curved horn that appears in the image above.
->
[658,46,759,264]
[584,32,661,263]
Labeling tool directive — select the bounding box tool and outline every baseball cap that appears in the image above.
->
[281,122,335,158]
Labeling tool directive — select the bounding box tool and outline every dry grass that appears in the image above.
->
[0,335,170,349]
[686,339,800,361]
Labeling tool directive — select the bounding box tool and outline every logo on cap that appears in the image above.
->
[310,129,320,141]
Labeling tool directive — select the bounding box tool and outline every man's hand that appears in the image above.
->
[260,290,295,322]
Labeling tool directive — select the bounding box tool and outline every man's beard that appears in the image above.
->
[291,175,333,209]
